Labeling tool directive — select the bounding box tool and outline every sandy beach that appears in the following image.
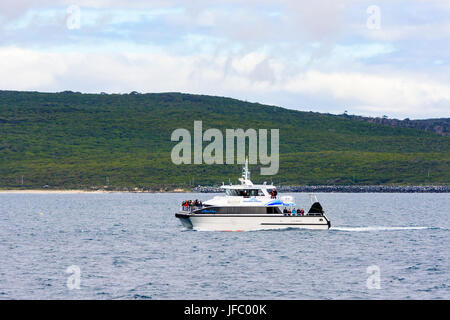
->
[0,190,111,194]
[0,188,191,194]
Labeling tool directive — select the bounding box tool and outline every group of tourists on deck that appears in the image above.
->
[181,199,203,210]
[283,207,305,216]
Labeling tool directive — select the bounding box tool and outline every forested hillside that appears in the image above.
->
[0,90,449,189]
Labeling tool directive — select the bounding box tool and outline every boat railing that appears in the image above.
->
[180,205,203,212]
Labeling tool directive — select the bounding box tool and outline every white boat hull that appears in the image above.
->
[175,213,330,231]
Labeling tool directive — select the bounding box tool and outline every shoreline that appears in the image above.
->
[0,188,190,194]
[0,190,112,194]
[193,185,450,193]
[1,185,449,194]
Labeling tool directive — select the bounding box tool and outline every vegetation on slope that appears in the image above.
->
[337,113,450,137]
[0,90,449,189]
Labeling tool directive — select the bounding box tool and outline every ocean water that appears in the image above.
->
[0,192,449,300]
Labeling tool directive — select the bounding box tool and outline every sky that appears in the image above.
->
[0,0,449,119]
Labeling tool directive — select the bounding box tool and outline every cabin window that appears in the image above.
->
[266,207,281,214]
[225,189,264,197]
[213,207,266,214]
[256,189,265,196]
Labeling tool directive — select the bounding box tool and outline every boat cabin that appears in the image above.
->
[221,185,275,198]
[219,159,276,198]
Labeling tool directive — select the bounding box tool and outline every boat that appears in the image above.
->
[175,159,331,231]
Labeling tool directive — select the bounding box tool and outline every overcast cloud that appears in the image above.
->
[0,0,449,119]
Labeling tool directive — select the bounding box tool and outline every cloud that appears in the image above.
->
[1,46,449,119]
[0,1,449,119]
[283,71,450,118]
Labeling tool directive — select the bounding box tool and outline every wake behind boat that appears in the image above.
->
[175,160,331,231]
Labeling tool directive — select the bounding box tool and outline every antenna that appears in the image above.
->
[238,157,253,185]
[242,157,250,181]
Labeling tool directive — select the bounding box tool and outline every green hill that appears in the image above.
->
[0,90,449,189]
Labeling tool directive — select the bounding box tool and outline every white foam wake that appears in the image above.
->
[331,226,432,232]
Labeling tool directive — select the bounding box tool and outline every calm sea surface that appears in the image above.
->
[0,192,449,299]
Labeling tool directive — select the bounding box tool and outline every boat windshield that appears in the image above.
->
[225,189,265,197]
